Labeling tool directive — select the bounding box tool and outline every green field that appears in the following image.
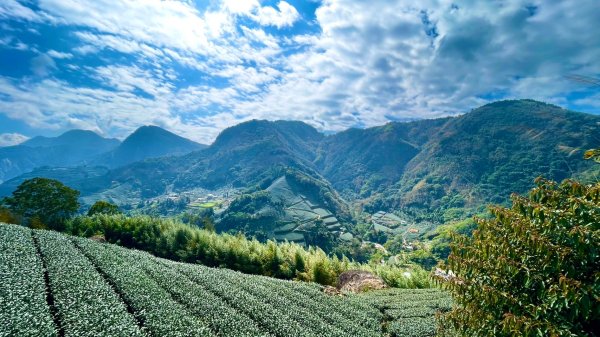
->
[0,223,450,337]
[189,201,219,208]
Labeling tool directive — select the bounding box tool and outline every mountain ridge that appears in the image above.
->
[1,99,598,228]
[0,126,205,184]
[0,130,120,184]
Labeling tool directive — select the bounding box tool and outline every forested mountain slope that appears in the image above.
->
[368,100,600,220]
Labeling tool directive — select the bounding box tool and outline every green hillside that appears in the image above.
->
[315,118,449,198]
[1,223,451,337]
[370,100,600,221]
[218,169,353,246]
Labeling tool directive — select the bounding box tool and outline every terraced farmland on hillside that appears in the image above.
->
[0,223,450,337]
[266,176,350,243]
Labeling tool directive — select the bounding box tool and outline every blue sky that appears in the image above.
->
[0,0,599,145]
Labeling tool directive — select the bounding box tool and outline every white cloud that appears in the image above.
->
[0,35,35,52]
[0,133,29,147]
[222,0,259,15]
[0,70,247,143]
[0,0,43,22]
[227,0,600,130]
[47,50,73,59]
[91,65,173,97]
[36,0,287,70]
[222,0,300,28]
[38,0,230,57]
[253,1,300,28]
[72,45,98,55]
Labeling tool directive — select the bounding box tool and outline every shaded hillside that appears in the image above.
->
[0,166,111,197]
[315,118,449,197]
[370,100,600,220]
[0,121,325,200]
[0,130,119,183]
[95,125,205,168]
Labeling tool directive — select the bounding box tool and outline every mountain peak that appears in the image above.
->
[99,125,205,168]
[131,124,168,133]
[213,119,322,149]
[22,129,119,148]
[126,125,178,139]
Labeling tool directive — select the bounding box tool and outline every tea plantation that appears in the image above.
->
[0,223,450,337]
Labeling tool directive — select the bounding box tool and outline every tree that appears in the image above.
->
[4,178,80,230]
[305,219,335,251]
[438,178,599,336]
[88,200,121,216]
[201,216,216,232]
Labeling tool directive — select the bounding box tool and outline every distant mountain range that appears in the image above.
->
[0,130,119,183]
[1,99,598,230]
[0,126,205,184]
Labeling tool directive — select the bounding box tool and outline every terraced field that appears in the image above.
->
[0,223,450,337]
[266,176,350,244]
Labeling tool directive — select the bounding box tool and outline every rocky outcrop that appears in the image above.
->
[337,270,387,293]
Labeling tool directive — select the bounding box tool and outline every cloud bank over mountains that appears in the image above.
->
[0,0,598,143]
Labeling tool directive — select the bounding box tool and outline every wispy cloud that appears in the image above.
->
[47,50,73,59]
[0,0,44,22]
[30,54,56,76]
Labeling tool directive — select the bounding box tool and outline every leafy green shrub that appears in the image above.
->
[368,264,434,289]
[87,200,121,216]
[76,237,212,337]
[439,178,600,336]
[356,288,452,337]
[1,223,446,337]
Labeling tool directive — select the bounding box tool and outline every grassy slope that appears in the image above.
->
[0,223,450,337]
